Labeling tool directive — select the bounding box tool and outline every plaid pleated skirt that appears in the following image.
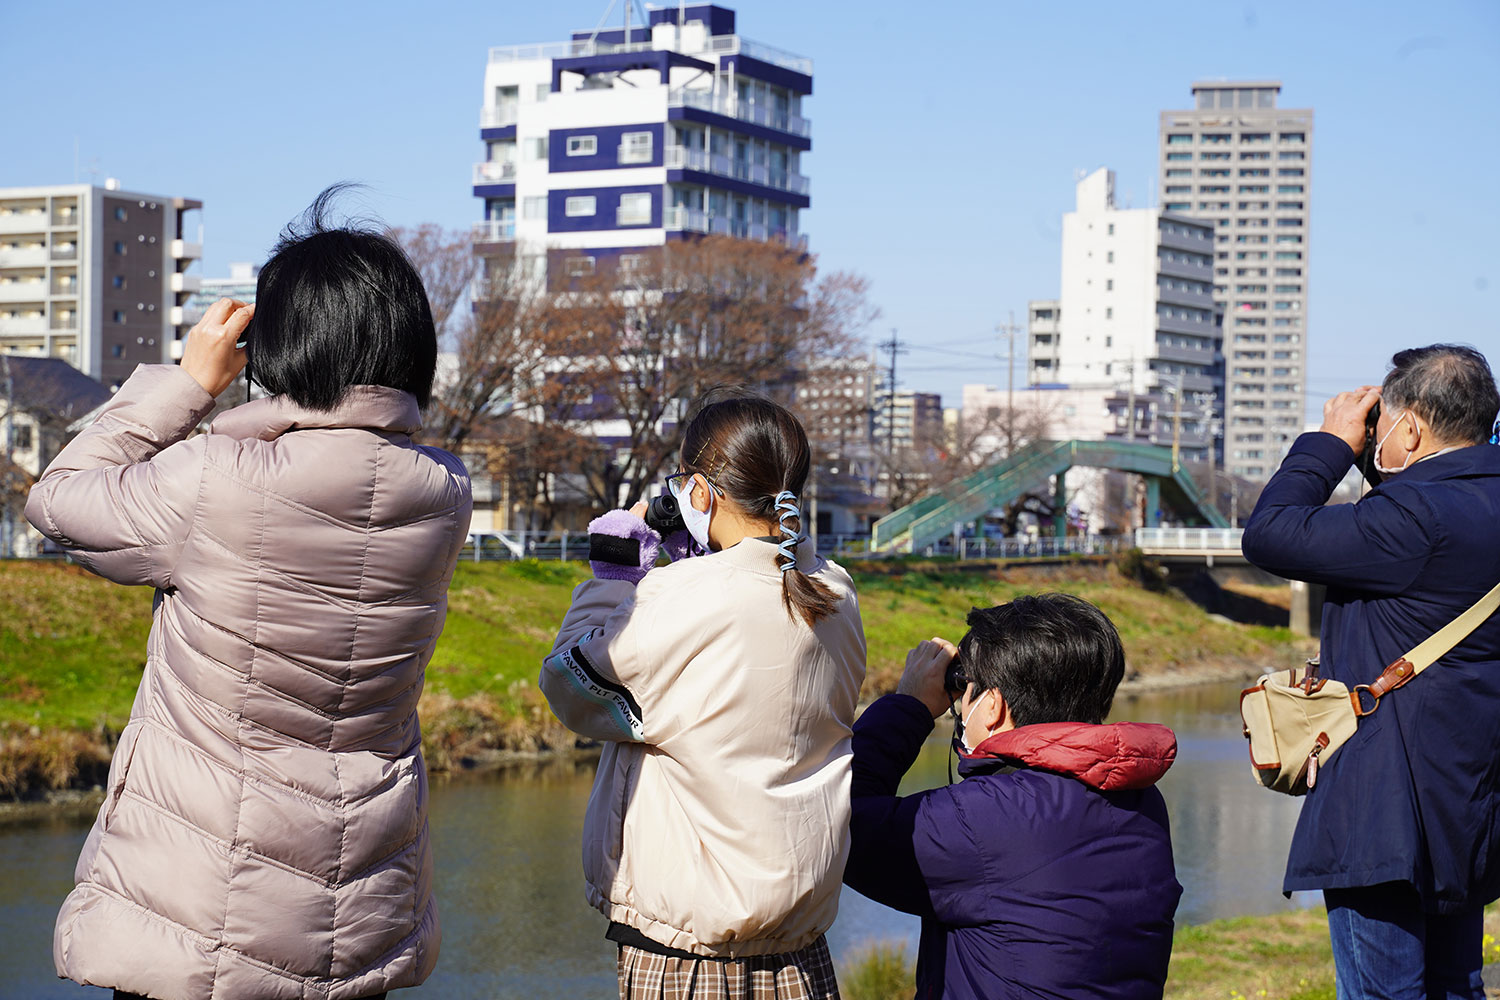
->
[617,936,841,1000]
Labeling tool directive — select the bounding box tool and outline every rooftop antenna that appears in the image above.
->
[586,0,619,47]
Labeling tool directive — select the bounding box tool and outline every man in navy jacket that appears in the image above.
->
[845,594,1181,999]
[1242,344,1500,998]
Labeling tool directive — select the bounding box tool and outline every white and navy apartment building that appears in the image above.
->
[473,3,811,283]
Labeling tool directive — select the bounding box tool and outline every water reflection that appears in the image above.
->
[0,683,1312,998]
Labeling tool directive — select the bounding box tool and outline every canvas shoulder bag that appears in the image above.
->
[1240,579,1500,796]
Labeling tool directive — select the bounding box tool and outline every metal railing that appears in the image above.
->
[461,530,1124,564]
[473,161,517,185]
[667,88,811,137]
[487,34,812,77]
[480,106,519,128]
[1134,527,1245,551]
[472,220,517,243]
[661,207,806,249]
[663,146,809,195]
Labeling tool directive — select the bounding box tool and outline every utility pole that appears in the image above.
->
[1,353,13,558]
[1170,377,1183,474]
[1124,352,1137,443]
[995,311,1023,455]
[876,328,906,463]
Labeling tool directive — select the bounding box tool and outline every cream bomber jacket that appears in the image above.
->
[541,535,866,957]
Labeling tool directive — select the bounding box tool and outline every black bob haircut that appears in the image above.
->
[246,185,437,410]
[958,593,1126,727]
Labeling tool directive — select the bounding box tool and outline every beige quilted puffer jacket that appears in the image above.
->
[25,365,471,1000]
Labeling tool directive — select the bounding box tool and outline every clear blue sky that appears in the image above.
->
[4,0,1497,415]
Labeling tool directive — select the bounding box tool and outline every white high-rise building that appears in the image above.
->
[0,183,201,389]
[1026,168,1221,462]
[473,3,811,284]
[1159,81,1313,480]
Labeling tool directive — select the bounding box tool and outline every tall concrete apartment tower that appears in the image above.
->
[1159,81,1312,480]
[473,3,811,282]
[1026,168,1221,462]
[0,183,202,390]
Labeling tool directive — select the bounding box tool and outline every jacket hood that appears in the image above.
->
[209,385,421,440]
[963,721,1177,790]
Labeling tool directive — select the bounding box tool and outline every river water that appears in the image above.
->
[0,682,1313,998]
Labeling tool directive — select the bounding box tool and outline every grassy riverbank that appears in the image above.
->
[1,555,1305,797]
[841,904,1500,999]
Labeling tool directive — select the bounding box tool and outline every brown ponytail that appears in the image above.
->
[680,388,843,628]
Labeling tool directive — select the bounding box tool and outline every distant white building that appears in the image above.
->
[1026,167,1222,464]
[182,261,259,326]
[0,183,202,389]
[473,2,811,286]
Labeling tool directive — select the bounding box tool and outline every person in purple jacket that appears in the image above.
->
[845,593,1182,999]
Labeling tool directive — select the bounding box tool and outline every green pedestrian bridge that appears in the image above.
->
[870,439,1230,554]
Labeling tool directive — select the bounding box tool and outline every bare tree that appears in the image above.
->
[539,237,875,511]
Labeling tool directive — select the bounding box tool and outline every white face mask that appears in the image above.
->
[1375,409,1416,476]
[958,690,993,754]
[669,474,714,550]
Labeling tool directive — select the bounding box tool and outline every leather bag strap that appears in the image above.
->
[1353,579,1500,716]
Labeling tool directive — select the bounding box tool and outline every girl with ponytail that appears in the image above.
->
[541,388,866,1000]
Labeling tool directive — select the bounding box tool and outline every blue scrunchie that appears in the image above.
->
[774,491,803,574]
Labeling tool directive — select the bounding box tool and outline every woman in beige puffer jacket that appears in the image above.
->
[25,200,471,1000]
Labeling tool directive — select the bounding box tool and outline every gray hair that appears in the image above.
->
[1382,344,1499,445]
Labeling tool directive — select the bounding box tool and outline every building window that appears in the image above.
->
[565,256,596,277]
[13,424,32,450]
[1166,134,1193,145]
[619,131,653,164]
[1107,223,1114,235]
[567,135,597,157]
[112,309,126,323]
[617,192,652,226]
[619,254,646,276]
[525,137,549,160]
[113,241,126,255]
[112,275,126,289]
[1105,309,1113,320]
[112,344,125,357]
[522,196,547,220]
[1106,251,1114,263]
[114,206,127,221]
[1105,279,1113,291]
[535,83,550,102]
[565,196,597,217]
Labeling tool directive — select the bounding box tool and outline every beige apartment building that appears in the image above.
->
[1159,81,1313,480]
[0,183,202,389]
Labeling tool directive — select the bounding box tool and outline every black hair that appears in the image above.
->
[246,184,437,410]
[958,593,1126,727]
[681,386,841,628]
[1382,344,1499,446]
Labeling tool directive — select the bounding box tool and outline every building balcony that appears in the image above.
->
[1157,314,1218,339]
[0,246,48,267]
[480,106,519,129]
[667,88,811,138]
[170,273,202,294]
[0,316,47,336]
[662,206,806,248]
[1158,256,1213,282]
[474,161,518,185]
[1158,227,1211,253]
[664,146,809,195]
[0,282,46,303]
[1158,285,1215,309]
[171,240,202,261]
[472,220,517,244]
[0,213,47,234]
[1155,342,1217,366]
